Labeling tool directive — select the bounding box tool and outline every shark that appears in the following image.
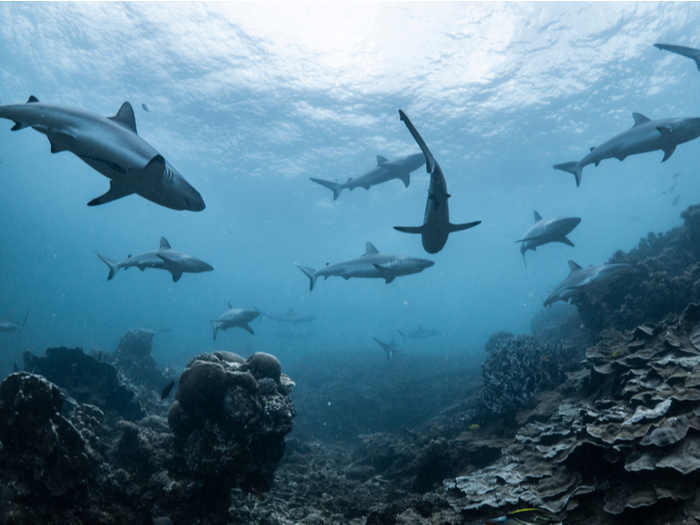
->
[655,43,700,71]
[211,305,261,340]
[544,260,633,307]
[295,241,434,291]
[0,96,205,211]
[398,325,439,340]
[393,110,481,253]
[263,309,316,324]
[554,112,700,186]
[97,237,213,282]
[373,337,400,360]
[310,153,425,200]
[0,312,29,333]
[516,211,581,266]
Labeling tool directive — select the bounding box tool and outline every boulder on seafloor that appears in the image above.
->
[168,351,295,492]
[23,346,144,420]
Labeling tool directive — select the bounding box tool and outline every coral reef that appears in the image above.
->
[23,346,145,420]
[575,204,700,332]
[0,350,295,524]
[480,332,581,417]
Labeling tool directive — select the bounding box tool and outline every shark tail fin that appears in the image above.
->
[554,162,583,187]
[449,220,482,233]
[310,177,343,200]
[97,253,120,280]
[296,265,317,292]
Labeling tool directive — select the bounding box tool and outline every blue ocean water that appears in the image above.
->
[0,2,698,379]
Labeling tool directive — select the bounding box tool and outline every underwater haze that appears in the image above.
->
[0,1,699,376]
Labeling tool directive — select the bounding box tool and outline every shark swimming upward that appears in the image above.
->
[394,110,481,254]
[0,96,205,211]
[310,153,425,200]
[655,43,700,71]
[296,242,434,291]
[544,260,633,307]
[97,237,213,282]
[516,211,581,266]
[554,112,700,186]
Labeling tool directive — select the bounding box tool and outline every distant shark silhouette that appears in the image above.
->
[373,337,400,360]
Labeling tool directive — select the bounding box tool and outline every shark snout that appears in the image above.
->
[561,217,582,232]
[183,186,206,212]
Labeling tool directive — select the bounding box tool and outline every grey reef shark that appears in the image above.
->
[554,112,700,186]
[97,237,213,282]
[544,260,633,307]
[373,337,400,360]
[398,325,439,340]
[394,110,481,254]
[296,242,434,291]
[263,309,316,324]
[310,153,425,200]
[0,96,204,210]
[655,43,700,70]
[516,211,581,266]
[0,311,29,333]
[211,305,261,340]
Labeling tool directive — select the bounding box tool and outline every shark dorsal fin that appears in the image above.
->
[109,102,137,134]
[26,95,39,103]
[534,211,542,222]
[632,112,651,126]
[160,237,171,249]
[568,260,582,273]
[376,155,388,166]
[364,242,379,256]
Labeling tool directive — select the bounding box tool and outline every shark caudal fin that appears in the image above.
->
[394,225,424,234]
[97,253,120,280]
[296,265,318,291]
[449,220,482,233]
[310,178,343,200]
[553,162,583,187]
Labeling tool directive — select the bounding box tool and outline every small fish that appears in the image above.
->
[142,103,150,112]
[160,379,175,400]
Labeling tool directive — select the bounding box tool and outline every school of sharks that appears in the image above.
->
[0,40,698,356]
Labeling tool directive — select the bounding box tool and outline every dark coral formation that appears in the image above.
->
[574,204,700,332]
[0,350,295,524]
[23,346,145,420]
[480,332,581,417]
[112,329,171,391]
[169,351,295,492]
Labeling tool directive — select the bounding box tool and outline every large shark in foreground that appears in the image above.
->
[310,153,425,200]
[554,112,700,186]
[544,260,632,307]
[373,337,400,360]
[0,96,205,211]
[97,237,213,282]
[394,110,481,253]
[516,211,581,266]
[655,43,700,71]
[296,242,434,291]
[211,305,260,340]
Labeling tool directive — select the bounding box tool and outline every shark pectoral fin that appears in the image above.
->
[595,160,600,167]
[47,130,76,154]
[394,225,423,234]
[243,323,255,335]
[109,102,137,133]
[449,221,481,233]
[399,174,410,188]
[559,236,575,247]
[88,180,134,206]
[384,276,395,284]
[662,145,676,162]
[171,270,183,282]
